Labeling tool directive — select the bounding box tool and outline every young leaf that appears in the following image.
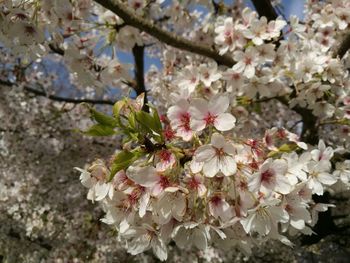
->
[109,150,143,180]
[90,108,117,127]
[83,124,116,136]
[82,103,117,127]
[136,111,162,135]
[113,100,126,118]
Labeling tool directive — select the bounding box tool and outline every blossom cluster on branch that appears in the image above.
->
[1,0,350,261]
[76,93,345,261]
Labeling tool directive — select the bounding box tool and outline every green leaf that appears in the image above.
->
[82,103,117,127]
[278,143,297,153]
[83,124,116,136]
[253,102,262,114]
[136,110,162,135]
[128,112,137,129]
[152,108,163,134]
[91,109,117,127]
[113,100,126,118]
[109,150,142,180]
[267,143,297,157]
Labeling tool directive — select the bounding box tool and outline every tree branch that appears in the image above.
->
[251,0,278,21]
[337,33,350,59]
[132,44,149,112]
[0,80,115,105]
[48,43,65,56]
[277,96,319,144]
[251,0,319,143]
[93,0,235,67]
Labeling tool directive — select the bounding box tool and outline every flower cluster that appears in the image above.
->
[1,0,350,261]
[76,94,342,261]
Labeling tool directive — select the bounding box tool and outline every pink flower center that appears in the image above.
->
[128,189,140,205]
[180,112,191,131]
[133,1,142,9]
[163,126,175,140]
[204,112,217,125]
[188,177,200,189]
[159,176,170,189]
[210,195,222,206]
[224,31,231,37]
[261,169,274,184]
[180,112,190,123]
[244,56,252,65]
[265,134,273,146]
[231,73,240,80]
[277,128,287,139]
[285,204,293,213]
[215,147,225,157]
[114,64,122,73]
[159,150,172,162]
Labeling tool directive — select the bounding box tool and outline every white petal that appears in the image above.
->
[311,179,324,195]
[291,219,305,230]
[244,65,255,78]
[224,143,236,155]
[232,61,245,73]
[211,133,226,148]
[174,227,189,248]
[197,184,207,197]
[240,213,256,234]
[214,113,236,131]
[318,172,337,185]
[75,167,93,188]
[152,238,168,261]
[172,194,187,221]
[220,156,237,176]
[139,191,150,218]
[195,145,215,162]
[190,160,204,173]
[275,175,292,194]
[190,98,207,119]
[208,95,229,114]
[193,228,208,250]
[94,182,110,201]
[272,159,288,175]
[127,166,158,187]
[248,173,261,192]
[190,118,206,131]
[127,233,150,255]
[203,157,219,177]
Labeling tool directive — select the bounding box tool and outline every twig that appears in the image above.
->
[0,80,115,105]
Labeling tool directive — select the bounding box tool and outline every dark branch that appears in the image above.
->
[251,0,278,21]
[93,0,235,67]
[132,44,149,112]
[0,80,115,105]
[251,0,319,143]
[277,96,319,144]
[337,33,350,59]
[48,43,65,56]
